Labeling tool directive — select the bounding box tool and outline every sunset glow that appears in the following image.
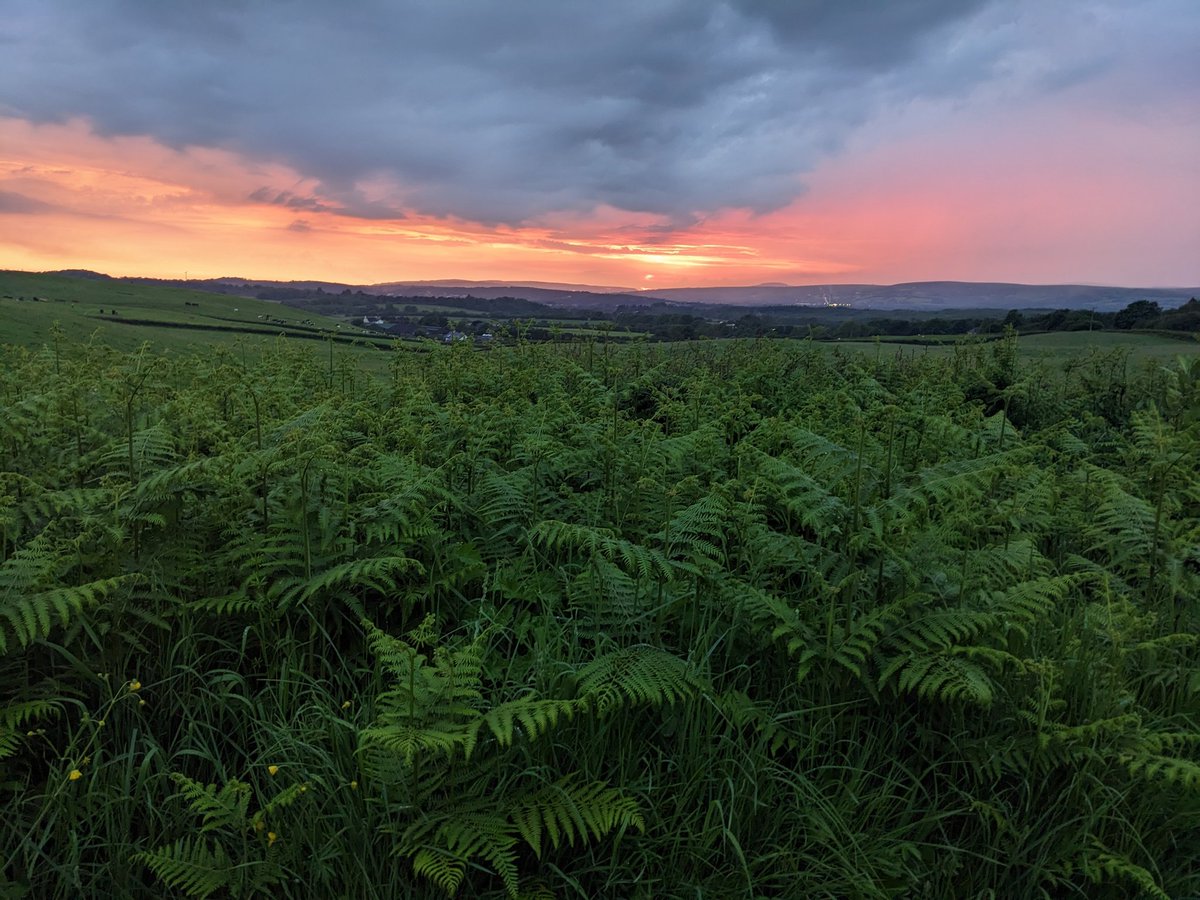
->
[1,2,1197,289]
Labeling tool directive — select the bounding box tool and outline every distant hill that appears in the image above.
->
[360,282,653,308]
[38,270,1199,312]
[640,282,1200,310]
[46,269,113,280]
[369,278,632,294]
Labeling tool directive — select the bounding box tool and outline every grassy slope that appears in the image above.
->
[0,271,396,365]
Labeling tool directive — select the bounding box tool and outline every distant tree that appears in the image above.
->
[1063,309,1101,331]
[1113,300,1162,329]
[1159,298,1200,331]
[1038,309,1069,330]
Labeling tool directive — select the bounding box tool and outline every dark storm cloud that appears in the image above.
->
[2,1,1193,225]
[248,188,333,214]
[728,0,992,67]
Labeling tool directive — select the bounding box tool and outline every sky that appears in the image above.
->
[1,0,1197,288]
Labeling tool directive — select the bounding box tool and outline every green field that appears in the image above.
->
[5,273,1198,373]
[0,271,395,362]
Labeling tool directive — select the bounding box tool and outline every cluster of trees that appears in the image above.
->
[1001,299,1200,333]
[124,282,1198,345]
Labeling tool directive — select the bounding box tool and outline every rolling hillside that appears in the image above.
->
[0,271,393,357]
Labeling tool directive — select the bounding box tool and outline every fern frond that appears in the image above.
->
[529,520,673,583]
[477,697,579,748]
[512,776,644,859]
[135,837,233,900]
[715,690,799,755]
[168,773,252,834]
[659,493,727,567]
[1120,752,1200,790]
[360,617,485,766]
[0,573,132,654]
[404,813,522,898]
[0,699,60,758]
[295,554,424,605]
[410,845,467,896]
[575,646,694,714]
[1078,848,1170,900]
[881,651,995,706]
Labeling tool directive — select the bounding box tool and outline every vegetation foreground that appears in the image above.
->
[1,332,1198,898]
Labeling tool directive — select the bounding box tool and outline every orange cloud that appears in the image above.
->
[2,111,1196,289]
[0,116,864,287]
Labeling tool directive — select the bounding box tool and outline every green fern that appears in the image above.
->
[0,534,133,653]
[136,772,307,898]
[136,837,237,900]
[574,646,695,714]
[476,696,580,748]
[409,844,468,896]
[883,651,996,705]
[359,616,485,766]
[400,778,643,898]
[404,811,521,897]
[1077,847,1170,900]
[1119,752,1200,789]
[0,699,59,759]
[529,520,674,583]
[168,773,252,834]
[511,776,645,858]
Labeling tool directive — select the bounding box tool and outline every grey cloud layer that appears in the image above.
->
[2,0,1194,225]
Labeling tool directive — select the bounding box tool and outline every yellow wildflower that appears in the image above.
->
[349,780,358,790]
[69,769,83,781]
[340,700,351,710]
[267,832,278,846]
[129,679,142,692]
[268,765,279,776]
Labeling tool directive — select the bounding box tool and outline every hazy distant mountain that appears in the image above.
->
[639,281,1199,311]
[355,279,1200,311]
[46,269,112,280]
[42,270,1197,312]
[348,282,650,308]
[369,278,633,294]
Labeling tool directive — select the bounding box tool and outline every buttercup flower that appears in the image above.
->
[268,765,279,776]
[69,769,83,781]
